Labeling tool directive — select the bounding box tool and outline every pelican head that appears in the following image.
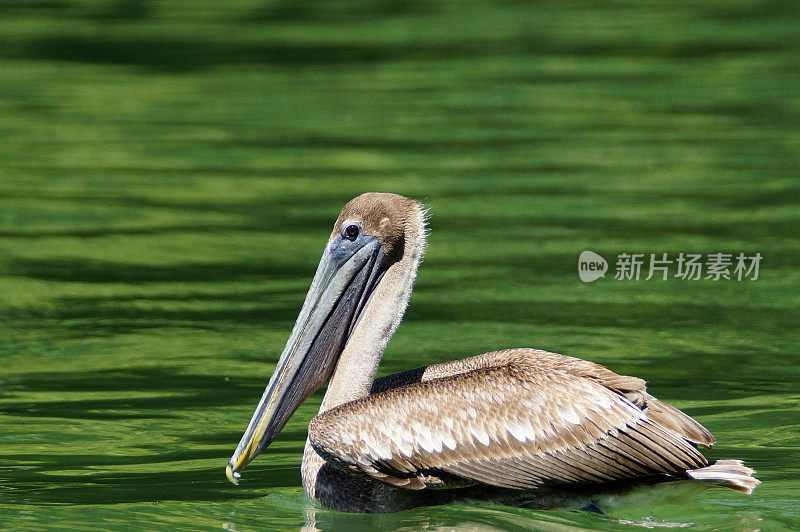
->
[226,192,423,483]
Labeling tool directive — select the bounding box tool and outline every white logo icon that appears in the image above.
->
[578,251,608,282]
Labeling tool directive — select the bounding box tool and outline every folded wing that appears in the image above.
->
[309,349,710,490]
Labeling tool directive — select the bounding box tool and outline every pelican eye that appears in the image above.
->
[343,224,360,241]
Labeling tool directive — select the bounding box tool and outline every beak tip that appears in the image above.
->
[226,463,242,485]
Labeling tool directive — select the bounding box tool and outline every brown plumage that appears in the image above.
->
[227,193,760,513]
[310,349,714,491]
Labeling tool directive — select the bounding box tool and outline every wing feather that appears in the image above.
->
[310,350,710,491]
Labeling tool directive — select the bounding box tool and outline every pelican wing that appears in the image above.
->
[309,350,710,490]
[372,349,714,448]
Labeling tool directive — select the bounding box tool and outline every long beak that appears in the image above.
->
[226,234,387,484]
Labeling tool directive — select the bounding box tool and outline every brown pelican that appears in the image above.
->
[226,192,759,513]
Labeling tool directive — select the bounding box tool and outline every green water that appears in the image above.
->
[1,1,799,530]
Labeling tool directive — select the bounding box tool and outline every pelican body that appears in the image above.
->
[226,193,758,513]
